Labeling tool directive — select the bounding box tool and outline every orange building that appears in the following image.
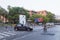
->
[0,15,8,23]
[28,10,37,16]
[37,10,47,16]
[28,10,47,16]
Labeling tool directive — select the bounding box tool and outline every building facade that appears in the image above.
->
[28,10,47,16]
[0,15,8,23]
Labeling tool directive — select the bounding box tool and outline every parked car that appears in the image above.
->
[39,23,42,26]
[46,23,54,27]
[14,24,33,31]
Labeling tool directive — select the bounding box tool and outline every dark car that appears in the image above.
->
[14,24,33,31]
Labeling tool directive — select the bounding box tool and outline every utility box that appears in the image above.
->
[19,15,26,25]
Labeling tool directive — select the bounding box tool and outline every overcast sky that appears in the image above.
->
[0,0,60,15]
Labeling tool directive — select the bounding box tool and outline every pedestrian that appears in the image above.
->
[43,24,47,32]
[5,26,8,31]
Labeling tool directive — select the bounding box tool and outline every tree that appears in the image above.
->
[0,6,8,23]
[8,6,29,24]
[46,11,55,22]
[0,6,8,16]
[29,14,49,23]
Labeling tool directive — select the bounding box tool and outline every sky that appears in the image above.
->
[0,0,60,15]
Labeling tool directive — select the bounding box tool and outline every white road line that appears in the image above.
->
[3,32,16,35]
[0,31,16,39]
[8,31,17,34]
[0,33,10,37]
[0,35,4,39]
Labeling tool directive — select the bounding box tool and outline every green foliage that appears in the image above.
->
[42,16,49,24]
[8,6,29,23]
[30,14,49,23]
[29,11,55,24]
[30,14,43,22]
[0,6,8,17]
[46,11,55,22]
[0,6,55,24]
[0,6,8,23]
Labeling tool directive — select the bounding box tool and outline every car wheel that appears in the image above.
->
[27,29,30,31]
[15,28,18,31]
[30,29,33,31]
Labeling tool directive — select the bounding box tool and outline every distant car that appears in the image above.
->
[46,23,54,27]
[14,24,33,31]
[39,23,42,26]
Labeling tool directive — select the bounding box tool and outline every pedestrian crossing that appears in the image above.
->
[0,31,30,40]
[0,31,17,39]
[0,35,4,39]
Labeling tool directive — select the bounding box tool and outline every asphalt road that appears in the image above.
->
[0,25,43,40]
[0,25,60,40]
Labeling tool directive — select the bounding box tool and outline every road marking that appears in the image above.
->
[0,31,17,39]
[0,35,4,39]
[0,33,10,37]
[3,32,16,35]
